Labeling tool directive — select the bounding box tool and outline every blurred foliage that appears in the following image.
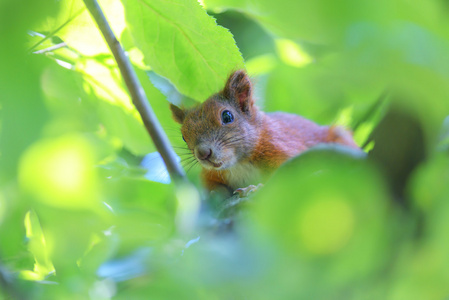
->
[1,0,449,299]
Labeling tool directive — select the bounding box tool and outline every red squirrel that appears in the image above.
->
[170,70,359,197]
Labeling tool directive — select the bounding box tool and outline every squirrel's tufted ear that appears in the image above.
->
[223,70,254,113]
[170,104,185,124]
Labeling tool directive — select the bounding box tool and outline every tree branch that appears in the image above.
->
[83,0,185,181]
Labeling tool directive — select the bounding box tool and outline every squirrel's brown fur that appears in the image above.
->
[170,70,359,197]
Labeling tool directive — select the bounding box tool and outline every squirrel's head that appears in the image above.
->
[170,70,259,170]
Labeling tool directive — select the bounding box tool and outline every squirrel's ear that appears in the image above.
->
[170,104,185,124]
[223,70,253,113]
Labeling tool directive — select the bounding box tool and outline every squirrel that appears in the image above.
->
[170,70,359,197]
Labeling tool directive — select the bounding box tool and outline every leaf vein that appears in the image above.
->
[136,0,223,82]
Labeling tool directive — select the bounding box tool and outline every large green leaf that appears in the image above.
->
[250,146,393,298]
[122,0,244,101]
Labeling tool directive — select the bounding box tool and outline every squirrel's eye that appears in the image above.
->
[221,110,234,124]
[182,135,186,142]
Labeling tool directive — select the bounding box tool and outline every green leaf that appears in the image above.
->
[250,146,393,297]
[32,0,126,56]
[204,0,449,45]
[101,174,175,251]
[204,0,365,43]
[389,154,449,300]
[20,211,54,281]
[40,59,155,156]
[122,0,244,101]
[98,100,154,155]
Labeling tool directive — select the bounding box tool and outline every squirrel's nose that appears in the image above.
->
[196,146,212,160]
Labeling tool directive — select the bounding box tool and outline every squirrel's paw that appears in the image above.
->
[233,183,263,198]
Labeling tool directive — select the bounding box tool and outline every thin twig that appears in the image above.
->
[83,0,185,181]
[27,8,85,53]
[33,42,67,54]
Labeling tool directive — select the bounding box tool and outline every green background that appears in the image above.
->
[1,0,449,299]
